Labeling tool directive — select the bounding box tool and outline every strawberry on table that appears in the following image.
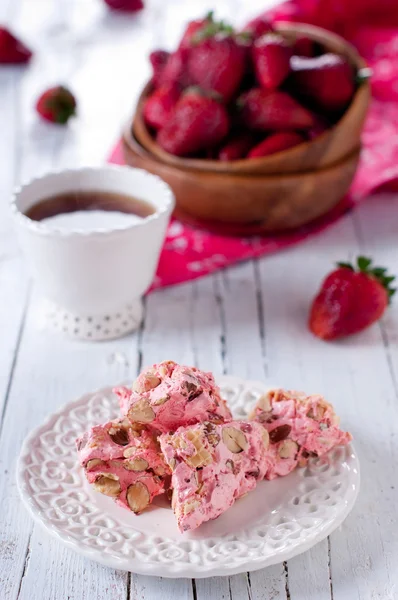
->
[157,87,229,157]
[187,21,246,102]
[103,0,144,11]
[36,86,76,125]
[0,27,32,64]
[238,88,314,131]
[149,50,170,88]
[144,83,180,130]
[291,53,355,113]
[252,33,292,90]
[248,132,304,158]
[309,256,396,340]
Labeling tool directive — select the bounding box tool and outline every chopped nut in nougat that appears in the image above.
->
[76,419,170,513]
[159,420,271,532]
[114,361,232,434]
[249,389,352,479]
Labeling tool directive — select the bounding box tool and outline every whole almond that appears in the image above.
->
[86,458,105,471]
[269,424,292,444]
[93,474,121,497]
[222,426,248,453]
[128,398,155,423]
[133,372,161,393]
[124,457,149,471]
[127,481,150,514]
[278,439,299,459]
[108,427,130,446]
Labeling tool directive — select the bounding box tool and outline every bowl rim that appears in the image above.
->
[124,127,361,180]
[132,21,370,174]
[10,165,175,238]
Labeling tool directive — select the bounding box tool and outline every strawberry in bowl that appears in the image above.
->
[137,13,369,163]
[124,16,370,234]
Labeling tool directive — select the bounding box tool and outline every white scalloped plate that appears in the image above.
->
[17,376,360,578]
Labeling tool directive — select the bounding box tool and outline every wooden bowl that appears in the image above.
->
[133,22,370,175]
[122,129,360,233]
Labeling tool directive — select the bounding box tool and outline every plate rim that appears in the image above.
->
[16,377,360,578]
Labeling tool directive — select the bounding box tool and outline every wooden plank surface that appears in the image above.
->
[0,0,397,599]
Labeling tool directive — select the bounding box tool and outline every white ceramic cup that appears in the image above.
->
[11,166,175,341]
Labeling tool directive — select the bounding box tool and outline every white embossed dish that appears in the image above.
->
[17,376,360,578]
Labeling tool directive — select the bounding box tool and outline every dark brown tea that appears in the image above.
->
[24,190,156,230]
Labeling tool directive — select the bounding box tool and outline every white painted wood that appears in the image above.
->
[0,0,397,598]
[131,575,193,600]
[195,576,231,600]
[248,564,288,600]
[257,210,398,599]
[218,263,266,381]
[0,287,139,600]
[287,541,331,600]
[0,66,30,421]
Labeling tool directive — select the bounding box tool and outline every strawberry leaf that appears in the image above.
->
[384,276,396,284]
[357,256,372,271]
[337,256,396,303]
[337,261,354,271]
[372,267,387,276]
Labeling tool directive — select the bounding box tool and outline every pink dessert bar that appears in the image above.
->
[114,360,232,434]
[249,388,352,479]
[159,420,271,532]
[76,418,170,513]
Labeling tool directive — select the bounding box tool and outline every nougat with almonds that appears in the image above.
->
[160,420,271,532]
[114,360,232,434]
[249,388,352,479]
[76,418,170,513]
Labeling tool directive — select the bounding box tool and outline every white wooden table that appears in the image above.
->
[1,0,398,598]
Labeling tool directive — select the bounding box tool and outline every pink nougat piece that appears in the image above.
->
[249,389,352,480]
[76,418,170,513]
[159,420,271,532]
[114,360,232,434]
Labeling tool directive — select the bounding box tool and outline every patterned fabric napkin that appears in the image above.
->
[109,0,398,289]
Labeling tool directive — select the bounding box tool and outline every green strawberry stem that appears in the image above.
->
[192,14,235,44]
[337,256,396,301]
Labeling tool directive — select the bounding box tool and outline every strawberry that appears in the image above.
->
[248,132,304,158]
[159,47,191,88]
[291,53,355,113]
[143,83,180,130]
[187,29,246,102]
[238,88,314,131]
[157,87,229,157]
[218,133,254,161]
[179,11,214,49]
[242,17,273,41]
[0,27,32,64]
[149,50,170,88]
[36,86,76,125]
[103,0,144,11]
[309,257,396,340]
[252,33,292,90]
[292,36,314,58]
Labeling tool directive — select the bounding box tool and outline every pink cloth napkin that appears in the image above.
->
[109,1,398,290]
